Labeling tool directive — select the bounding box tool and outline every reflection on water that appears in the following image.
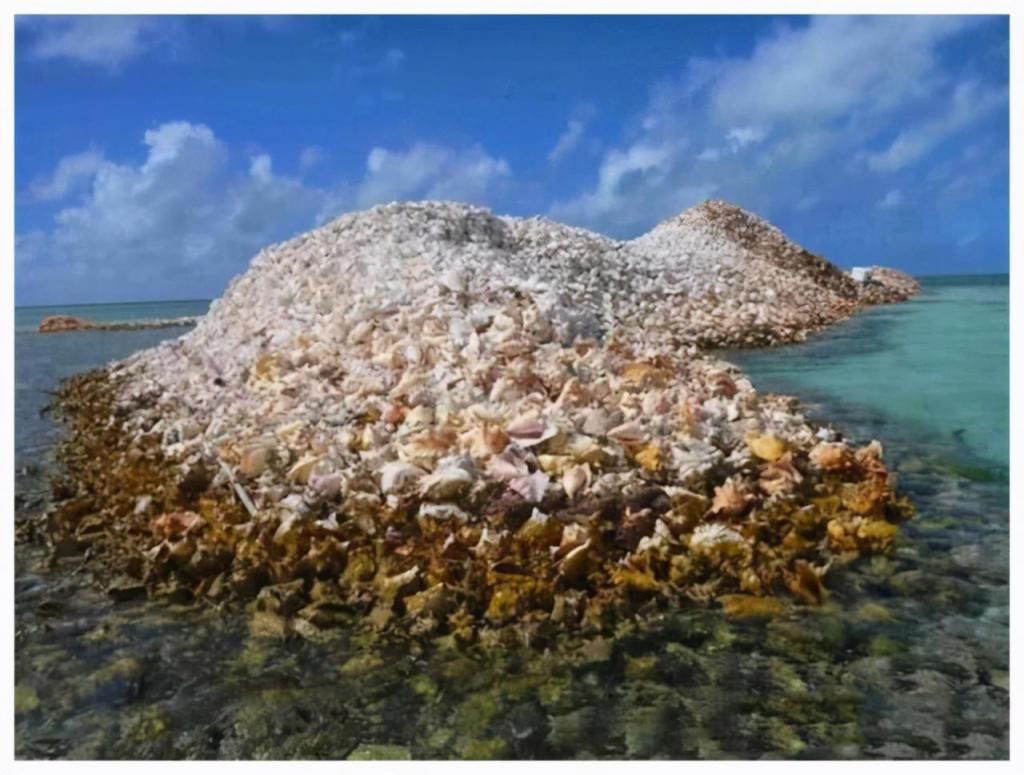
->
[14,284,1008,759]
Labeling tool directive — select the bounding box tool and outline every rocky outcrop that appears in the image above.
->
[855,265,921,304]
[38,315,199,334]
[39,315,89,333]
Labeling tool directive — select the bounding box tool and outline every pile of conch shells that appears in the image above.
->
[48,200,918,640]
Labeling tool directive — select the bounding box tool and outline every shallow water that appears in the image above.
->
[14,281,1009,759]
[726,275,1008,474]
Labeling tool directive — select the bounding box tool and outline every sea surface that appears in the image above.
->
[14,278,1009,759]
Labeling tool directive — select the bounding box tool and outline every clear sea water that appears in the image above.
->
[725,274,1009,477]
[14,278,1009,759]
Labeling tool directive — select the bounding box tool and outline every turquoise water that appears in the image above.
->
[15,300,211,333]
[726,275,1009,477]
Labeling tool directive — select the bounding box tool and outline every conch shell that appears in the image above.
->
[562,463,591,500]
[745,432,788,462]
[505,413,558,447]
[607,420,645,444]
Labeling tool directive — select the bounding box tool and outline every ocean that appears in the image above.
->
[14,277,1008,759]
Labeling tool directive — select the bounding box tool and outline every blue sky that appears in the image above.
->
[15,15,1009,305]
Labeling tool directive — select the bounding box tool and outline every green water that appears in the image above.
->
[726,275,1009,476]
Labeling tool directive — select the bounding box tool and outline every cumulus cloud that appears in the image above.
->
[30,150,109,201]
[20,16,168,68]
[17,122,322,303]
[554,15,1004,237]
[353,143,508,210]
[17,125,514,302]
[710,16,978,126]
[550,139,716,235]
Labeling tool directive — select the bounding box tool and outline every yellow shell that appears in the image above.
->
[746,432,788,462]
[633,443,663,472]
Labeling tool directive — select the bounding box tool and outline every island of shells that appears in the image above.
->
[49,200,919,641]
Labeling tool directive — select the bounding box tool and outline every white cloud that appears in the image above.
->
[357,143,509,208]
[549,119,586,164]
[865,80,1007,173]
[710,16,978,126]
[30,150,109,201]
[554,16,1003,237]
[17,121,322,302]
[550,139,717,235]
[878,189,905,209]
[249,154,273,182]
[19,127,517,301]
[21,16,166,68]
[725,126,766,150]
[315,143,510,225]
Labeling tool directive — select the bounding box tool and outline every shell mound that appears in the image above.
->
[49,199,917,643]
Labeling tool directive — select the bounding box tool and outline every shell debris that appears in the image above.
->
[47,199,918,640]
